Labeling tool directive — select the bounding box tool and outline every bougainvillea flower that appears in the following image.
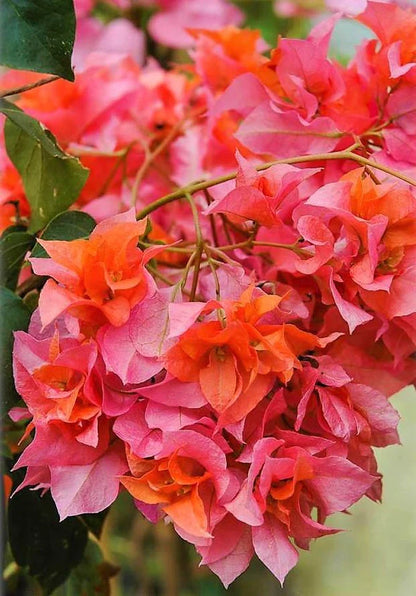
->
[13,443,127,520]
[31,210,158,330]
[73,17,146,70]
[148,0,243,49]
[12,415,112,469]
[196,514,254,587]
[227,438,375,582]
[268,33,345,120]
[49,442,128,519]
[190,27,269,95]
[236,101,341,159]
[166,286,324,425]
[293,169,416,331]
[205,152,320,227]
[285,357,400,447]
[13,330,100,429]
[120,430,236,538]
[97,287,174,384]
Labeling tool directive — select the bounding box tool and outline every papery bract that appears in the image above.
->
[31,210,155,329]
[166,286,323,425]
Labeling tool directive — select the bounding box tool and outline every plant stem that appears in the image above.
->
[131,118,185,206]
[16,274,47,297]
[0,75,60,98]
[185,193,204,301]
[136,149,416,220]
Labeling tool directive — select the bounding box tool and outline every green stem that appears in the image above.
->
[136,149,416,220]
[131,117,186,207]
[185,193,204,301]
[0,75,59,98]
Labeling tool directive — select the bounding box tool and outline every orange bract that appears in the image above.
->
[120,448,212,537]
[34,215,152,328]
[166,287,320,424]
[265,457,314,527]
[189,27,271,94]
[343,168,416,271]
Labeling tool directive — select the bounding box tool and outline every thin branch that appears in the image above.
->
[0,75,60,99]
[15,274,47,297]
[185,193,204,301]
[136,149,416,220]
[131,118,186,207]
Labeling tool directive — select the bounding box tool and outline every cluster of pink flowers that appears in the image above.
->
[5,0,416,586]
[73,0,243,68]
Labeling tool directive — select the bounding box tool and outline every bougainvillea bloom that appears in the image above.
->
[120,430,236,539]
[6,0,416,589]
[166,286,325,425]
[227,438,374,581]
[30,210,156,329]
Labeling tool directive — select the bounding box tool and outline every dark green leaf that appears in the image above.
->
[8,480,88,595]
[0,99,67,148]
[22,288,39,312]
[1,224,27,237]
[0,228,35,289]
[31,211,96,258]
[0,287,31,415]
[80,508,110,540]
[0,0,76,81]
[59,539,119,596]
[235,0,280,45]
[0,100,89,232]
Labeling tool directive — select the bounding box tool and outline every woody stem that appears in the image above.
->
[0,75,60,98]
[136,149,416,220]
[185,193,204,301]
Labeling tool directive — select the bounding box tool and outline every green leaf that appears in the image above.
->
[0,287,31,414]
[0,228,35,289]
[22,288,39,312]
[58,539,119,596]
[233,0,283,46]
[0,0,76,81]
[8,481,88,595]
[31,211,96,258]
[0,100,89,232]
[1,224,27,236]
[80,508,110,540]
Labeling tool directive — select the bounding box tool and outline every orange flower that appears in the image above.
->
[343,168,416,273]
[121,448,212,537]
[31,210,157,329]
[189,27,273,94]
[14,330,101,430]
[166,287,320,424]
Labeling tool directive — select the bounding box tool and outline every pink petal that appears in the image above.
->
[139,376,207,408]
[328,271,373,333]
[50,442,127,519]
[252,514,298,584]
[307,456,375,515]
[236,101,340,158]
[113,403,163,458]
[206,523,254,588]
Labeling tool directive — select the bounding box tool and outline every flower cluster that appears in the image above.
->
[72,0,244,68]
[5,0,416,586]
